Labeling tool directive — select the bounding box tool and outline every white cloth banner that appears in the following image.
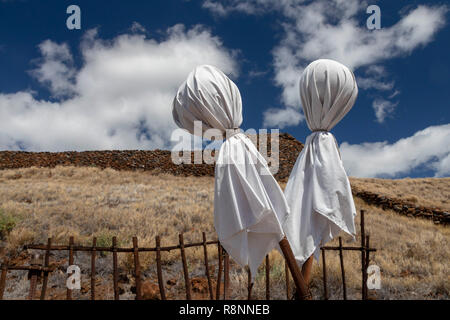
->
[173,65,289,277]
[283,59,358,265]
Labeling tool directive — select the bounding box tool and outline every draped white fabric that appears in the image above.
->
[173,65,289,278]
[172,65,242,136]
[283,59,358,265]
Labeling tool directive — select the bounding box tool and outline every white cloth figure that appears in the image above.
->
[172,65,290,278]
[283,59,358,266]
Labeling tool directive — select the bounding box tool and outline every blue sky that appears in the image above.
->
[0,0,449,178]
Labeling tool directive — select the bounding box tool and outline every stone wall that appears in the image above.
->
[353,189,449,225]
[1,133,448,225]
[0,133,304,182]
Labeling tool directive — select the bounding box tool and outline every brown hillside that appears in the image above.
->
[0,133,303,182]
[0,168,448,299]
[0,133,448,223]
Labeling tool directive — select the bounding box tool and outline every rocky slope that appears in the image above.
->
[0,133,447,224]
[0,133,303,182]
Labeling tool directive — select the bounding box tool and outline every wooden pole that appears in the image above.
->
[112,237,119,300]
[223,250,229,300]
[285,260,290,300]
[265,255,270,300]
[364,235,371,300]
[360,210,366,300]
[338,237,347,300]
[0,258,8,300]
[28,254,40,300]
[202,232,214,300]
[247,268,253,300]
[321,248,328,300]
[40,238,52,300]
[66,236,74,300]
[216,244,223,300]
[91,237,97,300]
[132,237,142,300]
[179,233,191,300]
[278,237,311,300]
[155,236,167,300]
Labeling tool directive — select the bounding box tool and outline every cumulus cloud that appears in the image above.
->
[263,107,303,129]
[272,2,447,108]
[357,77,394,92]
[204,0,447,126]
[357,65,395,92]
[340,124,450,178]
[130,22,146,33]
[0,24,238,151]
[202,0,277,16]
[431,153,450,177]
[29,40,76,98]
[372,98,398,123]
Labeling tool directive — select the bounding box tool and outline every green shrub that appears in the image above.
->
[0,208,20,239]
[95,231,123,256]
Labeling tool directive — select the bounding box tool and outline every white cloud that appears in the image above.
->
[357,65,395,91]
[340,124,450,178]
[247,69,268,79]
[431,153,450,177]
[29,40,76,98]
[263,107,303,129]
[0,24,238,151]
[357,77,394,91]
[203,0,447,126]
[372,98,398,123]
[273,2,447,109]
[202,0,278,16]
[130,22,146,33]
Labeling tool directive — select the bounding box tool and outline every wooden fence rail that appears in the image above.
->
[0,210,375,300]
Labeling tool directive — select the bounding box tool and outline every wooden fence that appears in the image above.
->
[0,210,375,300]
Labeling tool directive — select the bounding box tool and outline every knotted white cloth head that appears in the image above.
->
[173,65,289,278]
[283,59,358,265]
[300,59,358,131]
[172,65,243,136]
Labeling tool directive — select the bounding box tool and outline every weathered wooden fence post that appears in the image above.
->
[202,232,214,300]
[338,237,347,300]
[28,254,41,300]
[112,236,119,300]
[364,235,371,300]
[360,209,366,300]
[132,237,142,300]
[284,260,290,300]
[66,236,74,300]
[155,235,166,300]
[40,238,52,300]
[216,244,223,300]
[179,233,191,300]
[265,255,270,300]
[321,248,328,300]
[223,250,230,300]
[91,237,97,300]
[0,258,9,300]
[247,267,253,300]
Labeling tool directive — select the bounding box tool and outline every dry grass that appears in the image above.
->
[350,177,450,212]
[306,197,450,300]
[0,166,217,271]
[0,166,448,299]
